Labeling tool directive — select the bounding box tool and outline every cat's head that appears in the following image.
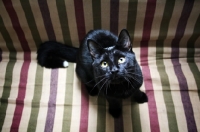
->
[87,29,143,95]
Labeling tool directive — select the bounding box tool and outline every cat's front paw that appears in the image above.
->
[134,92,148,103]
[109,107,122,118]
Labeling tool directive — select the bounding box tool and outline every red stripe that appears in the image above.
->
[11,53,30,131]
[79,83,89,132]
[3,0,30,52]
[140,0,160,132]
[74,0,86,43]
[74,1,89,131]
[3,1,31,131]
[110,0,119,35]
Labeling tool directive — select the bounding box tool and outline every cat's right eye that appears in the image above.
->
[101,61,108,68]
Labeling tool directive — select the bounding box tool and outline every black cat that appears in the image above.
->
[37,29,148,118]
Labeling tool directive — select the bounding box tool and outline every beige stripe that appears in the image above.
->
[30,1,48,41]
[0,4,23,51]
[65,1,79,47]
[118,0,129,32]
[139,101,150,132]
[101,0,110,30]
[19,53,37,131]
[35,68,51,132]
[2,53,23,130]
[163,56,188,131]
[53,68,67,132]
[47,1,63,41]
[150,0,166,41]
[83,0,93,32]
[123,99,133,132]
[88,96,98,132]
[133,47,141,66]
[70,64,81,132]
[134,0,147,43]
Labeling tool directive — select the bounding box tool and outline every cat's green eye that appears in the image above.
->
[101,61,108,68]
[118,57,126,64]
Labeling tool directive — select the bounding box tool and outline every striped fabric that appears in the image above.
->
[0,0,200,132]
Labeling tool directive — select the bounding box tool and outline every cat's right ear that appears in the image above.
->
[87,39,101,59]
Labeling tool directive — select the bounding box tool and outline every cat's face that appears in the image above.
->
[88,29,143,97]
[92,47,137,84]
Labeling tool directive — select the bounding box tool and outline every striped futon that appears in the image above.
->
[0,0,200,132]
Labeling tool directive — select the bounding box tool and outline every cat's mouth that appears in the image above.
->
[110,78,125,84]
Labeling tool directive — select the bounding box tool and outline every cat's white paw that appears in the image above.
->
[63,61,68,67]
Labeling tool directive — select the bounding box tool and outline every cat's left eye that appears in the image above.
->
[101,61,108,68]
[118,57,126,64]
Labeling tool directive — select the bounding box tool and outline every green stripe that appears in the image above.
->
[0,17,16,52]
[156,1,179,132]
[131,102,141,132]
[91,2,106,132]
[92,0,101,29]
[0,16,17,131]
[62,63,74,132]
[20,0,42,48]
[97,97,106,132]
[27,66,43,132]
[56,0,72,45]
[126,1,142,131]
[19,1,44,131]
[187,15,200,98]
[126,0,138,41]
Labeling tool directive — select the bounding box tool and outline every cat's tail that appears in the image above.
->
[37,41,78,68]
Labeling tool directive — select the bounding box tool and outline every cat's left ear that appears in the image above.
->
[87,39,101,59]
[117,29,132,51]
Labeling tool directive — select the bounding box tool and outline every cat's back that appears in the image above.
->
[86,30,118,48]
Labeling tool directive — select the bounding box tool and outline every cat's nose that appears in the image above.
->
[111,67,119,74]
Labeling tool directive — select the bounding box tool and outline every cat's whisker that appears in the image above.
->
[85,74,107,84]
[126,74,143,84]
[126,72,143,77]
[97,78,109,100]
[89,77,107,94]
[105,81,111,96]
[124,77,135,89]
[85,79,95,84]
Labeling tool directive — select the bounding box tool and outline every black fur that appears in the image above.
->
[37,29,148,118]
[37,41,78,68]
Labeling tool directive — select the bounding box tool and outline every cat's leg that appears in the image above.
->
[106,97,122,118]
[132,90,148,103]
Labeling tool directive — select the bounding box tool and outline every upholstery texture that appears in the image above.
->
[0,0,200,132]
